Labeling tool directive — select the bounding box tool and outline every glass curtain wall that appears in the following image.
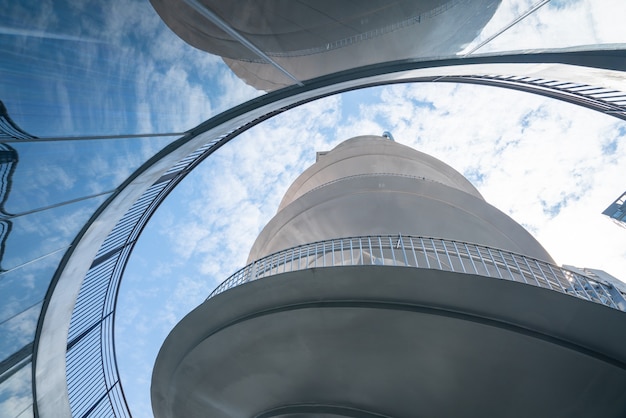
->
[0,0,257,416]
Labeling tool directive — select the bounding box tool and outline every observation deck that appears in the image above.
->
[152,235,626,418]
[211,234,626,311]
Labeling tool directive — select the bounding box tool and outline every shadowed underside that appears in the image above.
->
[152,266,626,418]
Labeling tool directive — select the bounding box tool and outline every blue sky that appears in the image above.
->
[1,0,626,417]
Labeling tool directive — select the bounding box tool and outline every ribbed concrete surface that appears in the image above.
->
[248,136,554,263]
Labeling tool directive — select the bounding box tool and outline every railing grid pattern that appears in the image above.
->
[64,90,302,418]
[447,75,626,121]
[209,235,624,311]
[65,137,226,418]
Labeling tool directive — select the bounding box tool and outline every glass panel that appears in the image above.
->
[0,362,33,418]
[0,251,64,325]
[0,303,40,363]
[0,0,257,139]
[0,194,110,271]
[464,1,626,55]
[5,137,173,216]
[15,404,33,418]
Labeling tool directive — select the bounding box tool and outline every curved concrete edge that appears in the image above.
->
[33,131,218,417]
[34,50,626,417]
[152,265,626,417]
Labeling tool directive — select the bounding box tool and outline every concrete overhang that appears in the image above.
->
[152,266,626,418]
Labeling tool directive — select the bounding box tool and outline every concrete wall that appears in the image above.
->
[248,135,554,263]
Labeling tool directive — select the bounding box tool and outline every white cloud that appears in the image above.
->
[344,81,626,278]
[0,364,32,418]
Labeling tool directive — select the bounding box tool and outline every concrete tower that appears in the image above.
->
[152,135,626,418]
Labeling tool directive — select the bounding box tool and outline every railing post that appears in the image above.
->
[546,263,567,292]
[565,270,594,301]
[399,233,408,266]
[409,237,418,267]
[358,238,363,265]
[441,240,453,271]
[603,285,626,310]
[464,243,479,274]
[340,239,344,266]
[452,241,466,273]
[521,256,541,287]
[510,254,528,284]
[420,238,430,269]
[533,260,553,290]
[252,260,258,281]
[430,238,442,270]
[486,248,502,279]
[498,250,516,281]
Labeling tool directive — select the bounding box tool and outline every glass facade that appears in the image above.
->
[0,1,625,417]
[0,0,227,414]
[603,191,626,227]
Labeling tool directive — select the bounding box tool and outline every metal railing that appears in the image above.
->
[209,235,626,311]
[64,105,285,418]
[64,138,224,418]
[445,75,626,122]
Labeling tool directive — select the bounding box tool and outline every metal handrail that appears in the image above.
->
[208,235,626,311]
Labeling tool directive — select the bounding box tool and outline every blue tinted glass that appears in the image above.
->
[5,138,172,215]
[0,0,241,141]
[1,194,110,271]
[0,362,33,418]
[0,303,40,362]
[0,251,64,325]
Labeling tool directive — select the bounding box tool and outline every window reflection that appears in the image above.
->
[7,137,171,216]
[1,193,110,271]
[0,362,33,418]
[0,303,40,363]
[0,251,63,325]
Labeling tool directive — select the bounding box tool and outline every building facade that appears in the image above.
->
[603,191,626,228]
[152,135,626,418]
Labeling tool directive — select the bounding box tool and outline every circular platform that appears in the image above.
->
[152,266,626,418]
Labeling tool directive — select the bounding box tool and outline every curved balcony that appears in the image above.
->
[209,234,626,311]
